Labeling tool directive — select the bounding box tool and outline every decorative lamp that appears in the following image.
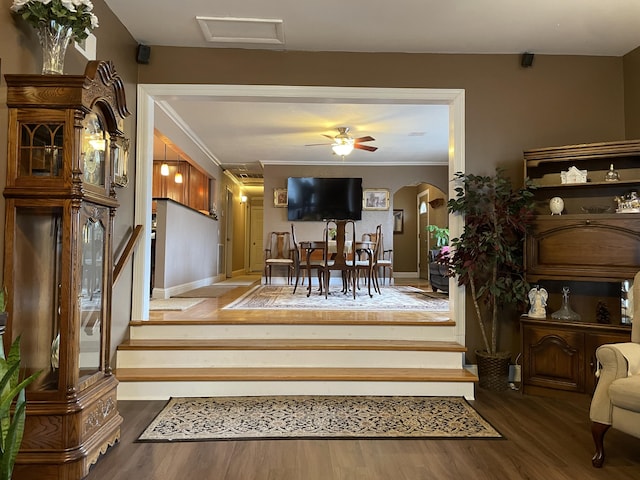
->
[174,172,183,184]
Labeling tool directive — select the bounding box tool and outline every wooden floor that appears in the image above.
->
[144,276,451,326]
[84,389,640,480]
[93,277,639,478]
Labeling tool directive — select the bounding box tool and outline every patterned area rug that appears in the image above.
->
[137,396,501,441]
[223,285,449,311]
[149,298,205,311]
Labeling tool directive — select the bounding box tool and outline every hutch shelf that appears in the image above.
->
[521,140,639,396]
[3,61,130,479]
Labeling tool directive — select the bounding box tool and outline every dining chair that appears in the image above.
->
[322,219,357,299]
[360,225,391,292]
[291,223,325,294]
[374,225,393,285]
[264,230,295,285]
[351,239,376,297]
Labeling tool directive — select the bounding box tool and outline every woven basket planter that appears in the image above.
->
[476,350,511,391]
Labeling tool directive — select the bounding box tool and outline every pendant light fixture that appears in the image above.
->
[160,144,169,176]
[174,156,183,183]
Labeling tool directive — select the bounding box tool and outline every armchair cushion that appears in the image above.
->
[590,343,640,425]
[609,375,640,413]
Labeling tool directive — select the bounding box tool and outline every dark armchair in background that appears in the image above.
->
[428,247,449,294]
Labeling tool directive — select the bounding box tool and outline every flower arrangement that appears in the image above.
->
[10,0,99,42]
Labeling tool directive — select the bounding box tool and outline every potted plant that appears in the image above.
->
[446,169,535,390]
[427,224,449,249]
[0,288,7,336]
[0,335,41,479]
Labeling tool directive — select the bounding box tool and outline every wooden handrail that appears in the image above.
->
[113,224,143,284]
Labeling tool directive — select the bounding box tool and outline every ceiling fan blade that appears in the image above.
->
[304,142,333,146]
[355,144,378,152]
[322,134,336,140]
[354,136,375,143]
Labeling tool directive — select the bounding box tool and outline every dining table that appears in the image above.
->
[298,239,376,298]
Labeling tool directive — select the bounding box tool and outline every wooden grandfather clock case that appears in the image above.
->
[3,61,130,479]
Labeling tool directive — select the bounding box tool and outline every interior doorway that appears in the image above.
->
[134,85,465,348]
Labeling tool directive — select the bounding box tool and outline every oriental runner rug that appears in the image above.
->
[223,285,449,311]
[137,396,501,442]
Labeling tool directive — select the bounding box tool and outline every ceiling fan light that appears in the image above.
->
[332,142,354,156]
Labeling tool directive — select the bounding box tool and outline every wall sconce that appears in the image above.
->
[240,195,248,203]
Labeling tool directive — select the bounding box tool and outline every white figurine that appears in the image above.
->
[550,197,564,215]
[527,286,548,318]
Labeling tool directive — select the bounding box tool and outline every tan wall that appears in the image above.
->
[139,47,626,182]
[624,46,640,138]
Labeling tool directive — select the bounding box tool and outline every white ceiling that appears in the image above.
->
[104,0,640,184]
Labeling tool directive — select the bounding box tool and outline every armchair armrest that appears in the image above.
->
[590,343,640,425]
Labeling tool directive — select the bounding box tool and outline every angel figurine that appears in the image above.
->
[527,285,548,318]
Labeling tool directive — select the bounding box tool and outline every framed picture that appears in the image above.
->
[393,209,404,234]
[274,188,288,207]
[363,189,390,210]
[112,136,129,188]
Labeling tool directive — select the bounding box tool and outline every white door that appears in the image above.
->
[418,192,430,280]
[225,188,234,278]
[249,205,264,273]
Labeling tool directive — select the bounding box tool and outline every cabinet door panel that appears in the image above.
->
[524,326,584,392]
[527,216,640,279]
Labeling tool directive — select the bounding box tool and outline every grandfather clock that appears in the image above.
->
[3,61,130,479]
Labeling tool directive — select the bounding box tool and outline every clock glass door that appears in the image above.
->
[79,205,107,381]
[81,112,106,186]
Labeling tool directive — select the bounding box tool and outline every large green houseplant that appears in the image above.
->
[446,169,534,389]
[0,336,41,480]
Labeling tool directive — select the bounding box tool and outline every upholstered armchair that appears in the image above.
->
[590,270,640,467]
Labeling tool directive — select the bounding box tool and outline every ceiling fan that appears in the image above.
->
[306,127,378,156]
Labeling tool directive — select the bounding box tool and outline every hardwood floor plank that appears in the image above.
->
[84,390,640,480]
[114,366,478,382]
[118,338,467,351]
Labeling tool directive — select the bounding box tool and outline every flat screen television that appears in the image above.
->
[287,177,363,221]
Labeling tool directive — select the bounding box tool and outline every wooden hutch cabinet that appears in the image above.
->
[521,140,639,396]
[3,61,130,479]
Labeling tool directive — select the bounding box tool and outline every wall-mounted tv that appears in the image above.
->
[287,177,363,221]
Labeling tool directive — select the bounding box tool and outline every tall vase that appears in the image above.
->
[36,20,74,75]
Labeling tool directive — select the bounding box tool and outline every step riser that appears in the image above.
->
[129,324,456,341]
[116,380,475,401]
[116,350,463,369]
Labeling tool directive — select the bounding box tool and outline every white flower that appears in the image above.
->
[10,0,99,41]
[60,0,77,12]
